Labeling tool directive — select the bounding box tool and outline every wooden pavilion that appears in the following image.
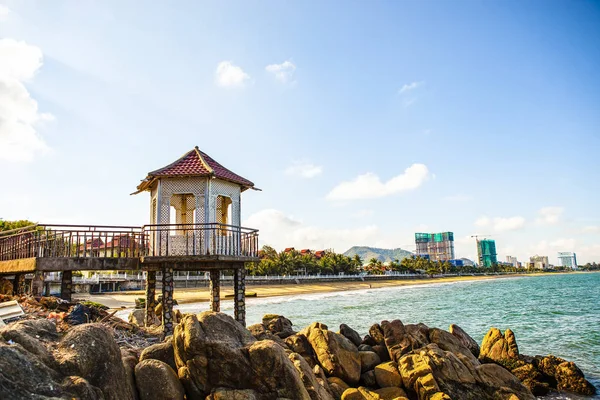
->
[0,147,260,335]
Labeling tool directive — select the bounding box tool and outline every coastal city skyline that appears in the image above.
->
[0,1,599,264]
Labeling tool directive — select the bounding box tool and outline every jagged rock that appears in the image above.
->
[314,365,335,398]
[290,352,335,400]
[135,359,184,400]
[340,324,362,347]
[0,341,66,399]
[286,333,319,367]
[360,370,377,387]
[361,335,378,347]
[328,377,350,399]
[303,322,361,385]
[173,312,256,397]
[178,365,204,400]
[1,318,58,341]
[341,386,393,400]
[128,309,145,326]
[139,337,177,372]
[359,351,381,373]
[248,340,311,399]
[61,376,104,400]
[511,363,549,396]
[248,322,288,348]
[429,328,479,367]
[341,388,363,400]
[262,314,296,338]
[380,320,429,362]
[368,324,385,346]
[56,323,133,400]
[373,361,402,388]
[374,386,408,399]
[449,324,480,358]
[122,353,140,400]
[398,343,535,400]
[206,388,260,400]
[479,328,519,367]
[538,357,597,395]
[0,321,56,367]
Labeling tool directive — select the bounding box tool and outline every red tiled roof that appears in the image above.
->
[135,147,255,193]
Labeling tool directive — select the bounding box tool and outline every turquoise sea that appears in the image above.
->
[177,272,599,399]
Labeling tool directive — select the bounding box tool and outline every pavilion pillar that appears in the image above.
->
[12,274,25,296]
[145,271,157,326]
[60,271,72,301]
[234,266,246,326]
[162,267,174,336]
[209,270,220,312]
[31,271,44,297]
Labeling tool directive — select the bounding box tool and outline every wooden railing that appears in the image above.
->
[0,223,259,261]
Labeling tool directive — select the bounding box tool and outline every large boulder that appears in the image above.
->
[380,320,429,362]
[290,352,335,400]
[0,321,56,367]
[61,376,104,400]
[368,324,385,346]
[173,312,256,397]
[373,361,402,388]
[479,328,519,368]
[248,323,288,348]
[56,323,133,400]
[359,351,381,373]
[262,314,296,338]
[139,337,177,372]
[374,387,408,400]
[537,355,596,395]
[135,359,185,400]
[328,377,350,399]
[286,333,319,367]
[340,324,362,347]
[398,343,535,400]
[449,324,480,358]
[511,363,550,396]
[303,322,361,384]
[429,328,479,367]
[128,309,145,326]
[248,340,311,399]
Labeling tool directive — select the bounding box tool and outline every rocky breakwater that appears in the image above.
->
[0,305,597,400]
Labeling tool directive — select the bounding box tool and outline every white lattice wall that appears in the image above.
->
[210,179,241,226]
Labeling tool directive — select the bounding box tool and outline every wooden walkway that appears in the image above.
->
[0,223,259,334]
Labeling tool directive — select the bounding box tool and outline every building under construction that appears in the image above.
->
[415,232,455,262]
[477,239,497,267]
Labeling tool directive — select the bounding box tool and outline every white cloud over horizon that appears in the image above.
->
[284,160,322,178]
[326,163,431,201]
[475,215,526,232]
[0,4,10,19]
[215,61,250,87]
[243,209,379,252]
[0,38,53,162]
[536,206,564,225]
[265,60,296,84]
[399,81,424,93]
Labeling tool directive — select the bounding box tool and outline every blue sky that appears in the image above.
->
[1,0,599,263]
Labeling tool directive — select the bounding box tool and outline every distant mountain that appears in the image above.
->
[343,246,414,264]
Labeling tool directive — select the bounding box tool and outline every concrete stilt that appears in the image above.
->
[162,267,174,336]
[209,270,220,312]
[60,271,72,301]
[234,267,246,326]
[31,271,44,297]
[145,271,157,326]
[12,274,24,296]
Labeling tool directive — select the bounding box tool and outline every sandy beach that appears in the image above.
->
[75,273,542,309]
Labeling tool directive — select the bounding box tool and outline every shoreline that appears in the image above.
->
[75,271,583,310]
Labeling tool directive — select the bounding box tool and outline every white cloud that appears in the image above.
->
[475,215,525,232]
[399,81,424,93]
[0,39,53,162]
[0,4,10,20]
[444,194,472,202]
[243,209,379,252]
[352,209,374,218]
[326,163,431,201]
[582,226,599,234]
[215,61,250,87]
[265,60,296,84]
[284,160,322,178]
[536,206,564,225]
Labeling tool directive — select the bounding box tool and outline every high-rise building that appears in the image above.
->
[557,252,577,269]
[415,232,455,262]
[477,239,497,267]
[506,256,519,268]
[530,255,549,269]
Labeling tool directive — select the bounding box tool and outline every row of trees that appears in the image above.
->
[0,219,36,232]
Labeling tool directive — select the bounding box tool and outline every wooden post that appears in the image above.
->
[31,271,44,297]
[234,266,246,326]
[162,266,174,336]
[145,271,156,326]
[209,270,220,312]
[60,271,72,301]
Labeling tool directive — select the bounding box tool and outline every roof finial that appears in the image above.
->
[195,145,199,150]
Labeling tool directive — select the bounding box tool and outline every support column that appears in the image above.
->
[31,271,44,297]
[60,271,72,301]
[209,270,220,312]
[234,267,246,326]
[145,271,157,326]
[12,274,25,296]
[162,267,174,336]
